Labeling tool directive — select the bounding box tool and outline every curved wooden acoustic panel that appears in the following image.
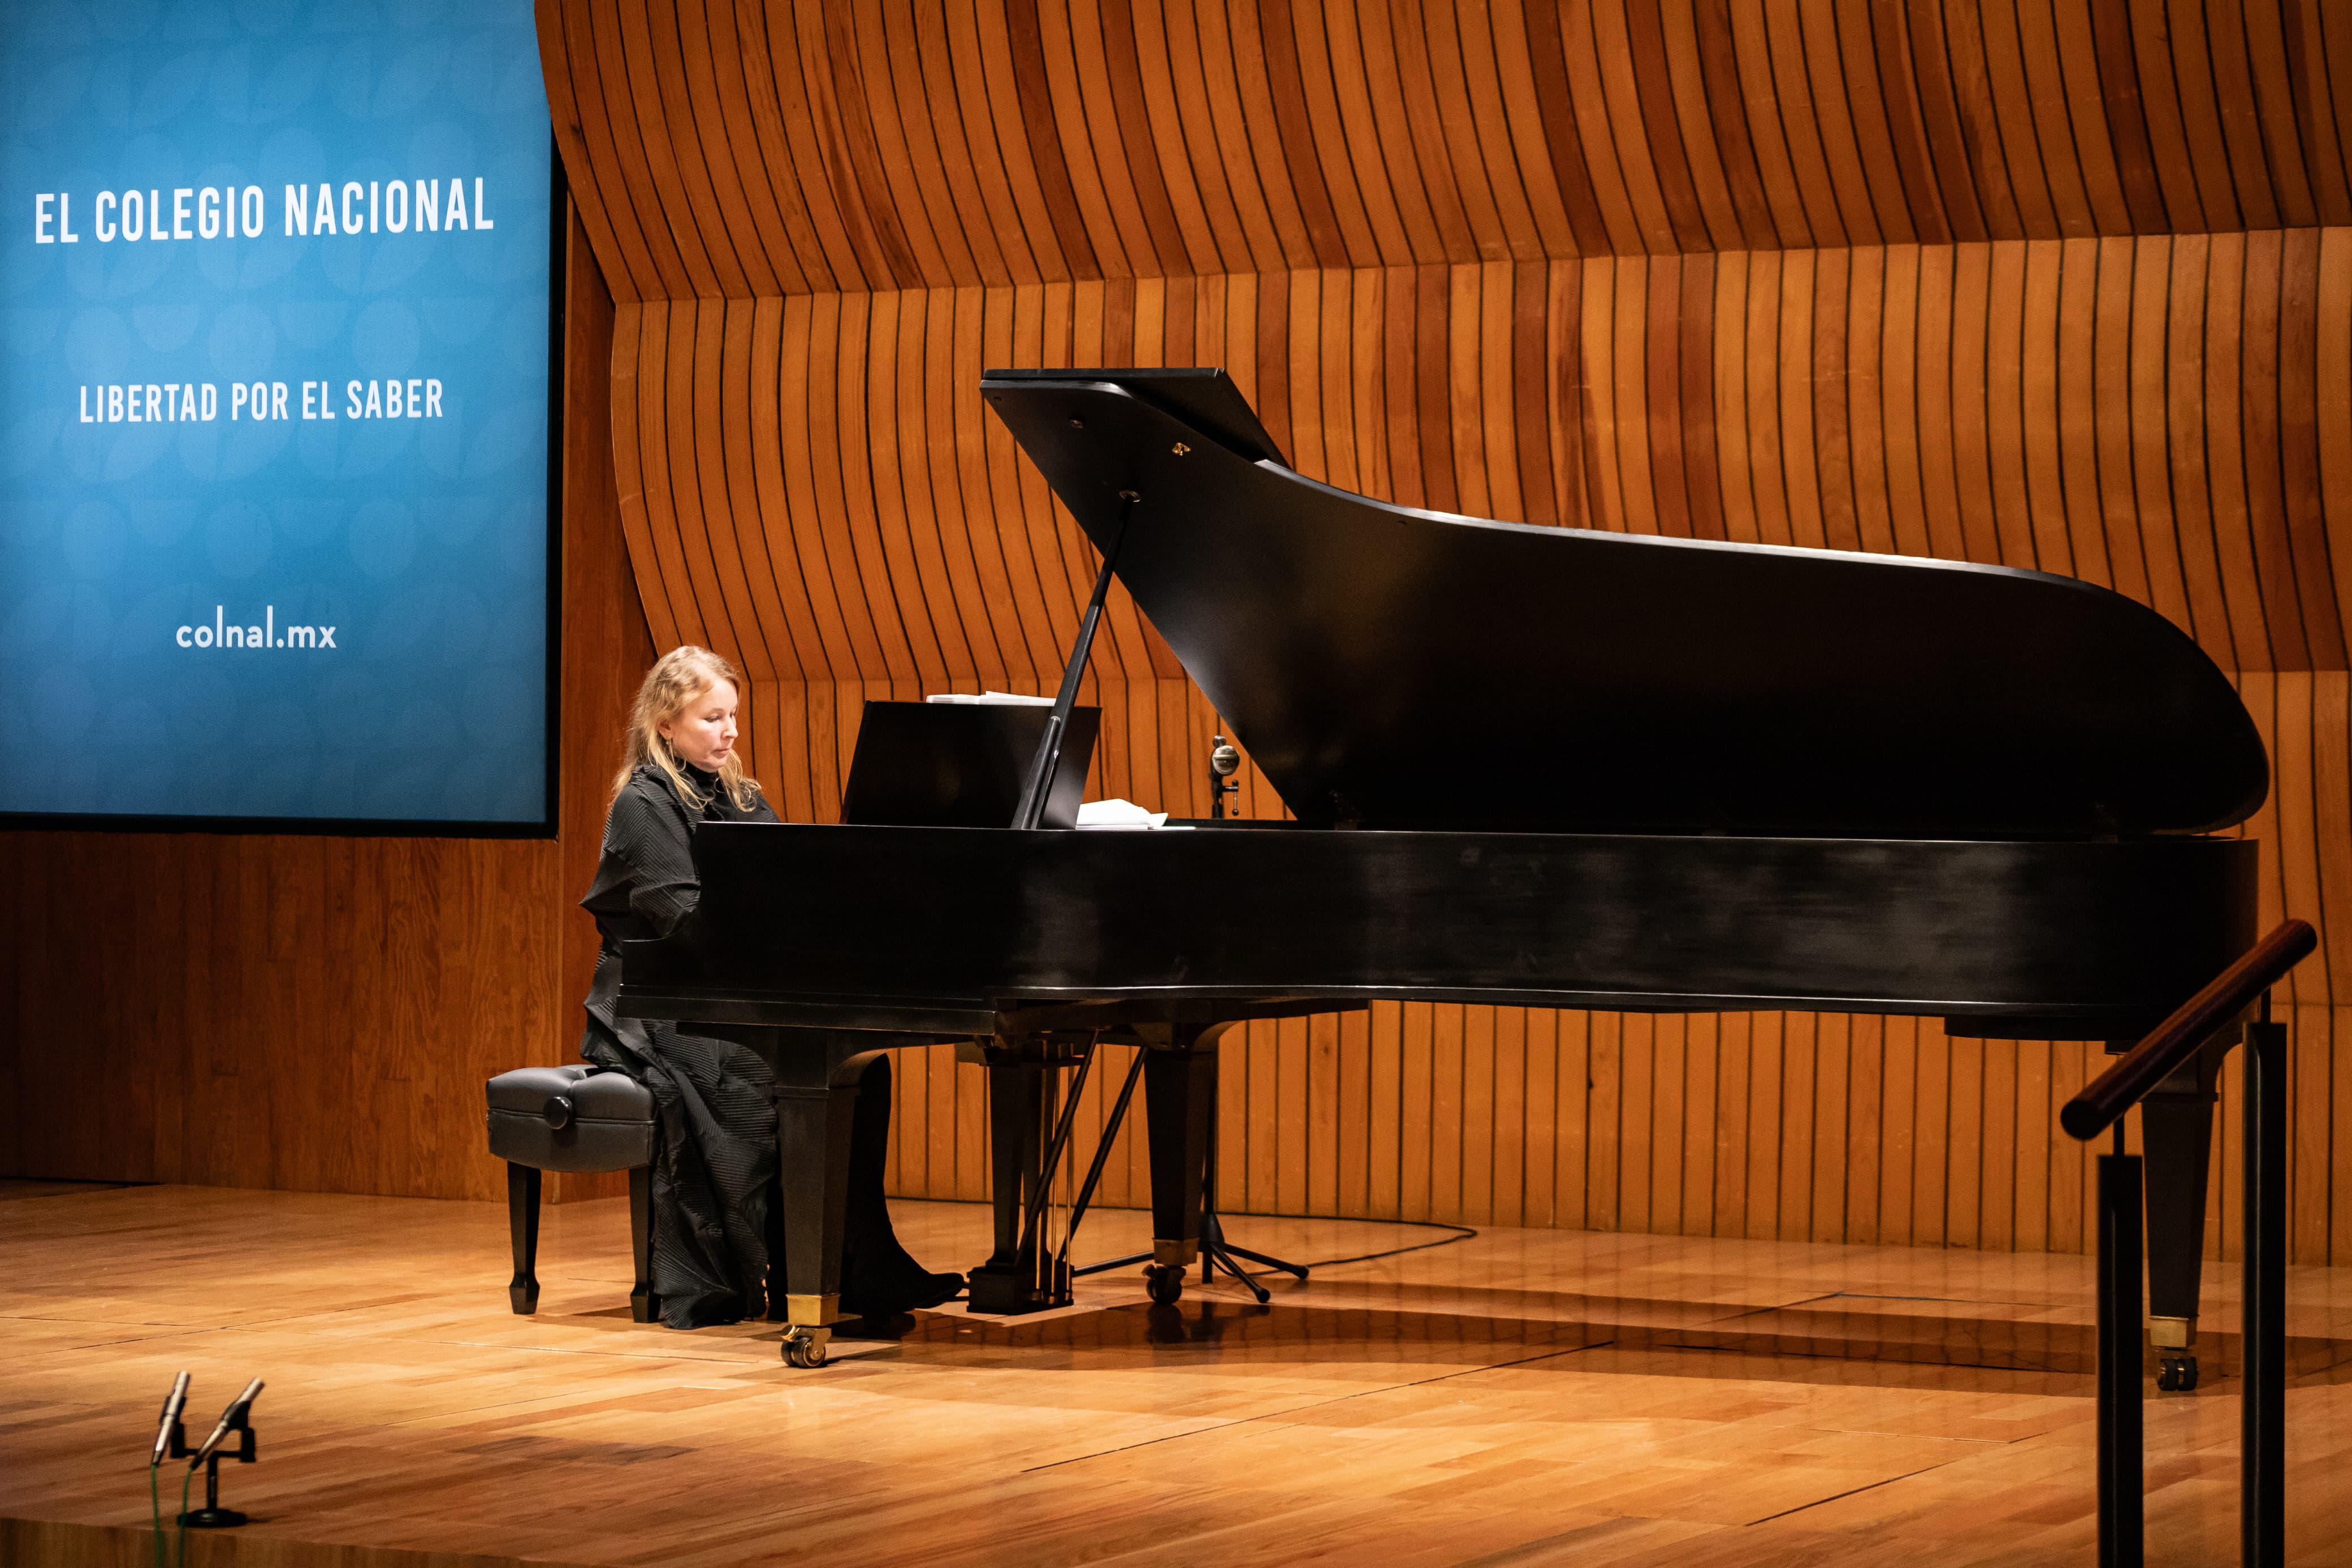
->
[542,0,2352,296]
[536,2,2352,1262]
[611,244,2352,686]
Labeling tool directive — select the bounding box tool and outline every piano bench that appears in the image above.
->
[485,1065,658,1323]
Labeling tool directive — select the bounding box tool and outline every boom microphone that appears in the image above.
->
[149,1371,191,1467]
[187,1379,263,1470]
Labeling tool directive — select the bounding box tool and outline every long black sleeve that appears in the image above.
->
[602,786,702,937]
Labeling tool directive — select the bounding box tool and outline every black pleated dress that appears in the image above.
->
[579,760,959,1327]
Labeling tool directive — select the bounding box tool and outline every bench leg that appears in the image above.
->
[628,1165,658,1323]
[506,1162,542,1315]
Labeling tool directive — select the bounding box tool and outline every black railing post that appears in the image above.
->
[2242,1002,2288,1568]
[2097,1137,2146,1568]
[2063,925,2316,1568]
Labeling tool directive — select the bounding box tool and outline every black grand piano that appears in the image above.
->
[620,369,2265,1374]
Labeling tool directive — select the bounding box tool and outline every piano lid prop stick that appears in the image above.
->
[1014,490,1140,830]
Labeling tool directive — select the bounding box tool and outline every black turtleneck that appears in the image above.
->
[580,758,777,956]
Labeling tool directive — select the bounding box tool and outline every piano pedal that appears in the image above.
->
[2156,1353,2199,1393]
[1143,1262,1184,1306]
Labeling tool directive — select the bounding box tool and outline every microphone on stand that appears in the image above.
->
[149,1372,191,1467]
[1208,734,1240,818]
[187,1379,263,1470]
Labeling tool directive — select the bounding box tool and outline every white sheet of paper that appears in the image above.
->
[1075,798,1168,829]
[923,691,1055,706]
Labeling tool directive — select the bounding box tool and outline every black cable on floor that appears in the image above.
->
[1080,1215,1478,1279]
[1234,1215,1479,1275]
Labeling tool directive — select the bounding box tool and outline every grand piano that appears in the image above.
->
[619,369,2265,1374]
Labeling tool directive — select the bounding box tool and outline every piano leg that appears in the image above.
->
[744,1028,893,1368]
[1141,1030,1218,1306]
[2141,1035,2229,1393]
[771,1080,856,1366]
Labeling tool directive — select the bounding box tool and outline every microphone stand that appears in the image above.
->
[179,1405,260,1528]
[1076,735,1310,1306]
[1189,735,1306,1300]
[1208,735,1240,817]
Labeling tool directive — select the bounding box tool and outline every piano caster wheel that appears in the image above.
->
[782,1327,829,1369]
[1144,1263,1184,1306]
[2157,1354,2199,1392]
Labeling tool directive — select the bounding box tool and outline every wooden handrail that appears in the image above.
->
[2060,919,2317,1142]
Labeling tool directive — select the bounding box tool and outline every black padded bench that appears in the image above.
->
[485,1065,658,1322]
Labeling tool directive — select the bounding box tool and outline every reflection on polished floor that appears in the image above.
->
[6,1180,2352,1566]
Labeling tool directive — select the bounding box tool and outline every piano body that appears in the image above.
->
[619,369,2266,1375]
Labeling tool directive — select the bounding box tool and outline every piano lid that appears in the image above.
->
[983,366,1286,466]
[982,369,2268,839]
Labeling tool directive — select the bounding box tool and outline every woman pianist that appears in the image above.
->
[577,645,961,1327]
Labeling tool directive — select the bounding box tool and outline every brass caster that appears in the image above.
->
[782,1327,830,1368]
[1143,1262,1185,1306]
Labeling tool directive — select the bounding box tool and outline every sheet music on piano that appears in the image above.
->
[923,691,1055,706]
[1074,799,1173,830]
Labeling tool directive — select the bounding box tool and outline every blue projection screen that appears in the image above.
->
[1,2,556,831]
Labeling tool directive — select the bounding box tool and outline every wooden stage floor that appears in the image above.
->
[7,1181,2352,1566]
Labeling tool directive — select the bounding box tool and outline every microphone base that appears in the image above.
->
[179,1507,248,1530]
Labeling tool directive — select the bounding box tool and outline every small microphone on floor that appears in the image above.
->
[149,1371,190,1467]
[187,1379,263,1470]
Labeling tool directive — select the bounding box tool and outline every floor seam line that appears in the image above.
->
[1020,1336,1616,1474]
[1744,1457,1966,1527]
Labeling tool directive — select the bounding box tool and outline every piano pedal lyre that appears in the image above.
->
[970,1030,1145,1314]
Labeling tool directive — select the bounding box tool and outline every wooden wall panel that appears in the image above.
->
[538,3,2352,1261]
[0,214,648,1205]
[602,247,2352,698]
[542,0,2352,294]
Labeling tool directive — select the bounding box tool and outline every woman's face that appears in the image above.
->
[659,679,739,772]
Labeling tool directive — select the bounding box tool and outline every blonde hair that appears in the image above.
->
[613,646,760,812]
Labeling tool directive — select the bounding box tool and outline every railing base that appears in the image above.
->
[2096,1147,2146,1568]
[2243,1017,2286,1567]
